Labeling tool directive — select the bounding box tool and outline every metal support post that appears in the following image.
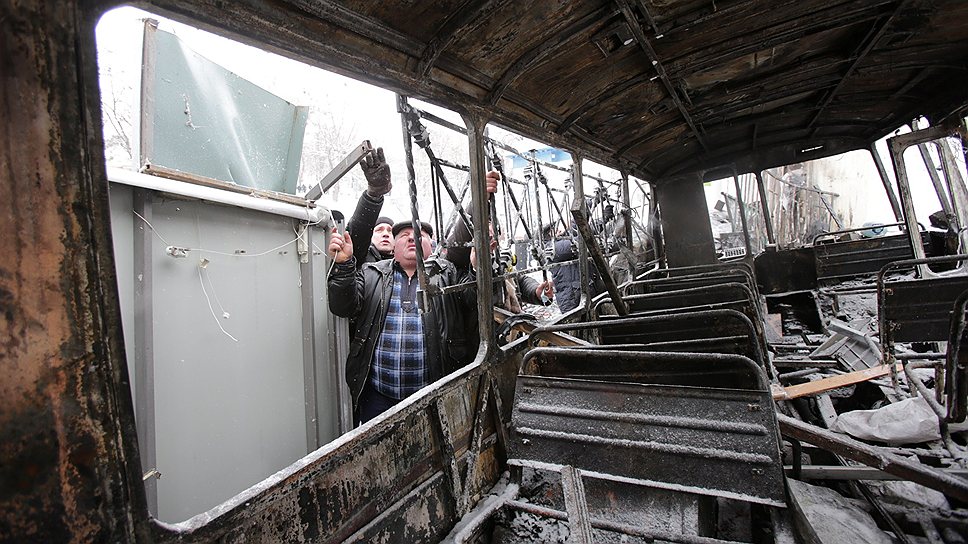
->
[397,95,435,309]
[462,110,495,359]
[868,143,903,222]
[754,171,776,245]
[731,168,753,258]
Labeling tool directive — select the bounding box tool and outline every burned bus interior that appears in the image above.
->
[4,0,968,542]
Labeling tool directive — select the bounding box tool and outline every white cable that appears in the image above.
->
[197,265,238,342]
[133,210,173,247]
[133,209,303,258]
[202,262,230,319]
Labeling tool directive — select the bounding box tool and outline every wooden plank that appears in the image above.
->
[772,364,902,400]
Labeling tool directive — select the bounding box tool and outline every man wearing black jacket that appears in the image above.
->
[327,220,474,424]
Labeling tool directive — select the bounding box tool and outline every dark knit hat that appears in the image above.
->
[392,220,434,238]
[375,216,394,227]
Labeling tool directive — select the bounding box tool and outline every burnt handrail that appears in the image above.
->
[521,347,769,392]
[530,308,766,369]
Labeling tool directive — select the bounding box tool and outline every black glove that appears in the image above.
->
[604,204,615,222]
[361,147,391,197]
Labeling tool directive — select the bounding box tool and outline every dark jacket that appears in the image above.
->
[445,205,545,309]
[328,257,474,409]
[347,191,389,267]
[551,237,604,312]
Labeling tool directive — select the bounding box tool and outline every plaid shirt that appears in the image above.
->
[370,267,427,399]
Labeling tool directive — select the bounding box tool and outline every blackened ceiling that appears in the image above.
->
[142,0,968,182]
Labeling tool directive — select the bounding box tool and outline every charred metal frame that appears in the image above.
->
[778,414,968,503]
[888,123,968,276]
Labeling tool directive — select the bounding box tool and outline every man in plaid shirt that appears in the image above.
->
[327,219,475,424]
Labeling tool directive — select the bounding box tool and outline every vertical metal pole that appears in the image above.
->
[888,136,929,275]
[571,153,591,315]
[461,109,495,359]
[298,223,320,451]
[133,189,157,515]
[397,95,434,305]
[731,169,753,258]
[621,172,634,250]
[938,138,968,258]
[650,182,665,266]
[754,171,776,245]
[919,142,954,218]
[869,144,903,222]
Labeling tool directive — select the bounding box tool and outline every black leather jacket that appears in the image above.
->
[328,257,475,409]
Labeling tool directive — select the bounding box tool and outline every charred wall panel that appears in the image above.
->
[0,2,148,541]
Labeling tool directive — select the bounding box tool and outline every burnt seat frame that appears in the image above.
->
[638,261,756,281]
[877,254,968,425]
[530,309,767,370]
[598,282,770,371]
[814,225,930,284]
[497,348,785,543]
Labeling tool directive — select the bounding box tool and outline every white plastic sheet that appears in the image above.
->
[832,395,968,444]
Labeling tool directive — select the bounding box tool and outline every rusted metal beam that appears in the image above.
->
[616,0,709,153]
[416,0,513,77]
[806,2,910,134]
[777,414,968,503]
[570,197,629,316]
[754,171,777,244]
[486,6,615,106]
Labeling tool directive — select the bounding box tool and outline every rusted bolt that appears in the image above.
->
[748,403,761,411]
[751,468,764,475]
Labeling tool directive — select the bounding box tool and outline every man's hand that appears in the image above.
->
[535,280,554,303]
[361,147,391,197]
[328,228,354,263]
[485,170,499,194]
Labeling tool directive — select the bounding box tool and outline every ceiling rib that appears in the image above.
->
[666,0,895,76]
[416,0,512,77]
[618,0,709,153]
[556,73,651,134]
[485,6,614,106]
[806,0,909,136]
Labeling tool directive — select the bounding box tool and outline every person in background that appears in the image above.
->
[327,219,474,424]
[446,171,554,312]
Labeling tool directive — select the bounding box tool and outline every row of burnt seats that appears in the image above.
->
[505,262,788,540]
[593,261,771,377]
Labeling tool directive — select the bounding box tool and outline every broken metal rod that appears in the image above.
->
[571,198,628,315]
[305,140,373,200]
[785,465,968,481]
[777,414,968,503]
